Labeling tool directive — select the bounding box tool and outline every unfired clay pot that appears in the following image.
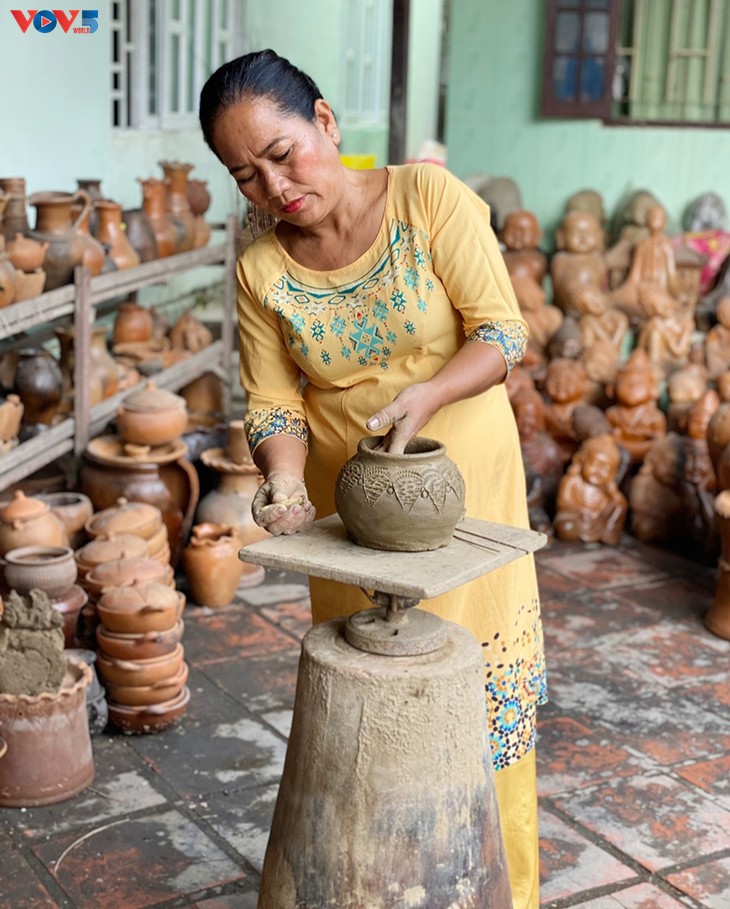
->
[335,436,466,551]
[183,523,242,608]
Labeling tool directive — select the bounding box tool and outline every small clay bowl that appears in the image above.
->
[84,557,174,601]
[96,643,185,688]
[3,545,77,597]
[103,661,189,706]
[96,618,184,661]
[49,584,88,648]
[107,685,191,734]
[96,584,185,634]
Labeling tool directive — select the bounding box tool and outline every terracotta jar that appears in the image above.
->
[0,658,94,806]
[140,178,177,259]
[0,177,30,242]
[75,532,149,581]
[335,436,467,551]
[160,161,196,253]
[96,582,185,635]
[0,239,16,308]
[197,446,266,548]
[0,394,24,442]
[186,179,211,218]
[0,490,68,556]
[56,324,119,414]
[94,200,141,270]
[38,491,93,550]
[7,232,47,272]
[183,523,243,608]
[70,202,107,276]
[27,190,92,290]
[12,268,46,302]
[113,299,154,345]
[3,545,77,598]
[79,435,198,568]
[116,381,188,448]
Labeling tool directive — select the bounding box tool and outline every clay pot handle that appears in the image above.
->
[0,737,7,760]
[175,456,200,540]
[105,657,143,671]
[140,604,166,614]
[70,189,92,232]
[151,676,178,690]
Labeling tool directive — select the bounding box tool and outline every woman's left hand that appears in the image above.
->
[366,382,438,454]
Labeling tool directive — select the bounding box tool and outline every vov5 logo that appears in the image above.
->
[11,9,99,34]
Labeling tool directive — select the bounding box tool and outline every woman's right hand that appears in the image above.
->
[251,471,316,536]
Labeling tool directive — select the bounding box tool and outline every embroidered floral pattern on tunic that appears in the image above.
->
[245,407,309,452]
[482,598,547,770]
[468,320,528,371]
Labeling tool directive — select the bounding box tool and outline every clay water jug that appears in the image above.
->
[140,178,177,258]
[94,200,141,270]
[182,523,242,608]
[76,178,103,235]
[70,202,107,276]
[0,177,30,241]
[159,161,195,253]
[27,190,92,290]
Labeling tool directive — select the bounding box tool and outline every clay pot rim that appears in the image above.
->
[357,435,446,459]
[200,447,260,475]
[0,658,91,705]
[108,684,190,717]
[3,544,75,566]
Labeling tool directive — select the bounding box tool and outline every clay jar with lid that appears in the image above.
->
[183,523,243,609]
[3,545,77,598]
[84,556,174,602]
[75,532,149,583]
[0,490,68,556]
[85,497,169,565]
[116,381,188,448]
[334,436,467,552]
[96,617,183,661]
[96,581,185,634]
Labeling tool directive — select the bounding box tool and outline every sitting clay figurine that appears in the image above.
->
[565,188,606,236]
[705,297,730,379]
[554,435,628,545]
[629,432,686,543]
[606,349,667,464]
[682,391,720,558]
[612,203,682,324]
[516,278,563,372]
[666,362,709,433]
[551,210,609,315]
[636,287,694,377]
[501,210,548,311]
[543,356,590,463]
[513,388,564,516]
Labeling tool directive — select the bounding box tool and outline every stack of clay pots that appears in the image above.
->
[85,497,172,567]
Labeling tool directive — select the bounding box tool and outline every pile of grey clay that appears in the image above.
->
[0,590,66,696]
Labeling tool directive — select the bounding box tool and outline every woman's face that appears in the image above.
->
[211,95,343,226]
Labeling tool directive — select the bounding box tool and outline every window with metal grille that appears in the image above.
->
[342,0,392,124]
[542,0,730,126]
[111,0,244,131]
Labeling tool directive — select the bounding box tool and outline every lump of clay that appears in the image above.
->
[0,589,65,696]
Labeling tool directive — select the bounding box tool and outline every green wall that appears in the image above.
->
[446,0,730,242]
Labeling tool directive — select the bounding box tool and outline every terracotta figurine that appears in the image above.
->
[636,287,694,377]
[500,210,548,313]
[705,297,730,379]
[551,210,609,315]
[629,432,685,543]
[543,356,590,463]
[512,388,564,516]
[606,348,666,464]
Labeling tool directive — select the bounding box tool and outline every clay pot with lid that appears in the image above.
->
[0,490,68,556]
[86,497,163,541]
[75,532,149,582]
[335,436,467,552]
[27,189,92,290]
[2,545,77,597]
[107,685,190,734]
[96,617,183,661]
[84,555,174,601]
[116,381,188,448]
[96,581,185,634]
[7,232,47,272]
[183,523,243,608]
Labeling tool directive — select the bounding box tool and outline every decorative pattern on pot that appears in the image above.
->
[334,436,466,551]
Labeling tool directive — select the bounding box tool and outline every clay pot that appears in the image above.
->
[160,161,196,253]
[183,523,242,608]
[49,583,88,648]
[104,661,189,707]
[0,178,30,241]
[122,207,158,263]
[84,556,174,601]
[169,310,213,352]
[13,348,63,425]
[96,582,185,634]
[192,216,212,250]
[56,324,119,414]
[0,658,94,806]
[116,381,188,447]
[140,178,177,259]
[12,268,46,302]
[0,394,24,442]
[75,532,149,581]
[0,490,68,556]
[96,618,184,661]
[197,457,266,548]
[86,497,163,542]
[27,190,92,290]
[37,491,93,550]
[113,300,154,345]
[186,179,211,217]
[70,202,106,276]
[107,685,190,734]
[0,240,16,308]
[97,642,185,688]
[7,232,47,272]
[335,436,467,551]
[94,200,141,270]
[3,545,77,597]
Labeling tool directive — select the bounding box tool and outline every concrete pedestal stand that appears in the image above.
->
[240,515,546,909]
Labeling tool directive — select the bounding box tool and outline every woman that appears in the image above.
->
[200,49,545,909]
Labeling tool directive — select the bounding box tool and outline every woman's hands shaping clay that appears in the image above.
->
[252,472,316,536]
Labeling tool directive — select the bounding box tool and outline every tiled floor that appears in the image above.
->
[1,536,729,909]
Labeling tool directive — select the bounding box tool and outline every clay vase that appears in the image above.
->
[0,658,94,807]
[94,200,141,270]
[0,178,30,242]
[186,179,211,218]
[140,178,177,259]
[0,490,68,556]
[70,203,107,276]
[183,523,243,608]
[122,208,158,263]
[13,348,63,426]
[159,161,196,253]
[335,436,467,551]
[56,324,119,414]
[27,190,93,290]
[7,232,47,272]
[113,299,154,345]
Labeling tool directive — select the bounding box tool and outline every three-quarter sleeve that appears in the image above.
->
[237,252,309,453]
[416,165,528,370]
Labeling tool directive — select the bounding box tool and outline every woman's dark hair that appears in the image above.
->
[199,49,323,157]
